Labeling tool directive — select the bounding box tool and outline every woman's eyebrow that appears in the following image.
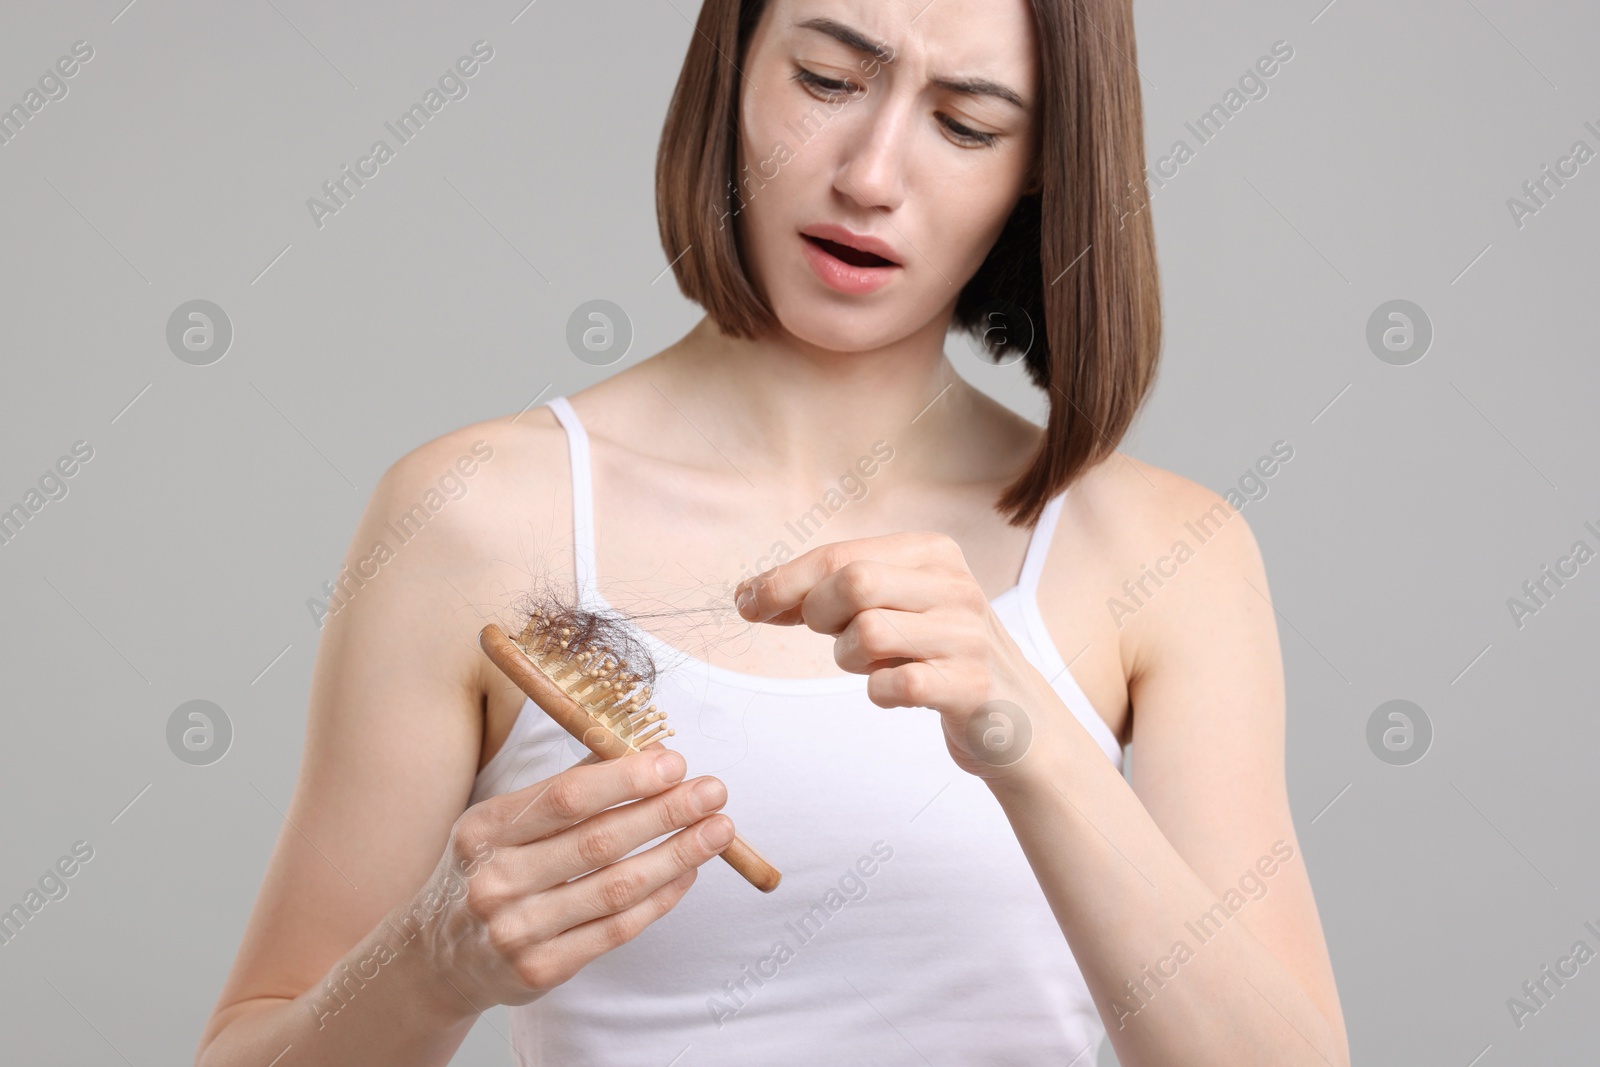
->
[794,16,1029,111]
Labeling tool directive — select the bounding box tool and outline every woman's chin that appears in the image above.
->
[770,297,927,357]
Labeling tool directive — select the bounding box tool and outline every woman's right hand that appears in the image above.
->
[400,746,733,1013]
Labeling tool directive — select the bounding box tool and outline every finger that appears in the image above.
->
[734,532,953,625]
[798,559,957,637]
[520,812,734,944]
[535,773,728,885]
[865,658,947,710]
[830,606,954,675]
[483,747,688,847]
[526,860,704,988]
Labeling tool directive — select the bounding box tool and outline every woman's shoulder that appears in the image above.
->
[1065,450,1247,548]
[379,404,568,515]
[371,404,580,598]
[1055,448,1269,667]
[404,397,566,455]
[372,364,695,573]
[369,404,590,688]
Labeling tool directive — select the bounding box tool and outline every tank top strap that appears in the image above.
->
[544,397,1066,606]
[544,396,601,607]
[1016,489,1069,592]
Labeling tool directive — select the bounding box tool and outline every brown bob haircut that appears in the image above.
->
[655,0,1161,528]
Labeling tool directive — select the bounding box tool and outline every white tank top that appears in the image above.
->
[468,395,1124,1064]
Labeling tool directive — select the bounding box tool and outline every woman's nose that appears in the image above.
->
[833,104,909,211]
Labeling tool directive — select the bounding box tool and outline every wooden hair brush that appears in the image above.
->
[479,607,782,893]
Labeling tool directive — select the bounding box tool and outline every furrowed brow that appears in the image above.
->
[794,17,1028,111]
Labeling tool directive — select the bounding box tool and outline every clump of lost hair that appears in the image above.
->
[507,575,663,691]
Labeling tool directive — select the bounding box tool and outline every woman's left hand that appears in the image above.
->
[733,532,1061,783]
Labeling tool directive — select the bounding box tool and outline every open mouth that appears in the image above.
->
[802,234,897,269]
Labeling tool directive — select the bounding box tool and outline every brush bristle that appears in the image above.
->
[514,608,676,751]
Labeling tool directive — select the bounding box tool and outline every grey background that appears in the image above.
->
[1,0,1595,1063]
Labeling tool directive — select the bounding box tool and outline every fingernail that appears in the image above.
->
[735,587,754,617]
[692,777,724,809]
[655,751,685,782]
[698,816,734,848]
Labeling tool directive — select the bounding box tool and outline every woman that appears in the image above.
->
[197,1,1350,1064]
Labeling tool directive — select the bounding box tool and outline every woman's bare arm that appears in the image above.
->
[194,416,738,1066]
[193,424,527,1065]
[990,468,1349,1067]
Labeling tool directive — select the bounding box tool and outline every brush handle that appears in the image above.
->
[480,624,782,893]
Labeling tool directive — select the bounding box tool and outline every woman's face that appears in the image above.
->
[734,0,1040,353]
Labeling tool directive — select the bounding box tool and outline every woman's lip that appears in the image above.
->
[800,233,901,295]
[800,223,902,265]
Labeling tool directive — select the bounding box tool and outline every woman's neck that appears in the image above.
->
[639,315,1016,489]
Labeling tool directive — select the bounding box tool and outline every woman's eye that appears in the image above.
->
[792,65,1000,149]
[940,115,999,149]
[792,66,858,98]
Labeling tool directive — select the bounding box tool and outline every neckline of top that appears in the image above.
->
[542,394,1067,695]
